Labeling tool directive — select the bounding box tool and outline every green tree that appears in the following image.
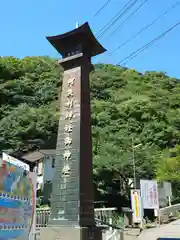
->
[0,59,180,207]
[156,145,180,181]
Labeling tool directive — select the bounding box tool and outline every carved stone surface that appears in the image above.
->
[40,226,103,240]
[49,57,94,226]
[45,23,106,231]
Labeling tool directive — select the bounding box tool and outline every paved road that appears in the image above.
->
[138,219,180,240]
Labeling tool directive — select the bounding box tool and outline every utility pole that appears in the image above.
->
[132,138,142,190]
[132,138,136,190]
[131,139,143,229]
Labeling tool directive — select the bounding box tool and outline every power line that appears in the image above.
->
[108,1,180,56]
[97,0,138,38]
[106,0,149,40]
[94,0,111,17]
[96,0,139,38]
[117,20,180,65]
[120,22,180,65]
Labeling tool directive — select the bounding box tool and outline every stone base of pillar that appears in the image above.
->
[40,226,102,240]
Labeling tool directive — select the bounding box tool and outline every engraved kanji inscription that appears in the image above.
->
[64,136,72,146]
[64,111,74,120]
[64,124,73,133]
[63,150,71,161]
[67,88,74,97]
[62,165,71,176]
[68,77,75,87]
[65,99,74,108]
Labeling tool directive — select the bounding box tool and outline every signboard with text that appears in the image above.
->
[130,189,142,223]
[158,181,172,207]
[140,179,159,209]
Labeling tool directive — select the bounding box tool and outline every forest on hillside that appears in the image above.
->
[0,56,180,208]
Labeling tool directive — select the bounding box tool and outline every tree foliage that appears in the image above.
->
[0,57,180,207]
[156,145,180,181]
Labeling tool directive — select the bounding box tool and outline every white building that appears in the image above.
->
[21,149,56,193]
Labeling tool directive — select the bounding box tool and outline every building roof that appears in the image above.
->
[20,151,44,163]
[21,149,56,163]
[46,22,106,57]
[40,149,56,156]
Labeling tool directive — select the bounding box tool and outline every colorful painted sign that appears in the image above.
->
[0,153,36,240]
[130,189,142,223]
[29,171,36,240]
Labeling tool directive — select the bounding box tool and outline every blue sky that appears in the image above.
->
[1,0,180,77]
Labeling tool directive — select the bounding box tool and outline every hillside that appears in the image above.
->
[0,56,180,206]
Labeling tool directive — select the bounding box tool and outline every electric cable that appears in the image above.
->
[108,1,180,56]
[97,0,139,38]
[94,0,112,17]
[117,20,180,65]
[106,0,149,40]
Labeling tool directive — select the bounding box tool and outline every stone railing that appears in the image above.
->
[95,207,117,230]
[95,218,124,240]
[35,207,124,240]
[36,207,117,228]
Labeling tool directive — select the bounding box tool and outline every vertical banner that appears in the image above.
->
[0,152,36,240]
[131,190,142,223]
[140,179,159,209]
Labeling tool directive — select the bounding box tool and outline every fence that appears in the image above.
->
[159,203,180,217]
[35,207,120,240]
[36,207,117,228]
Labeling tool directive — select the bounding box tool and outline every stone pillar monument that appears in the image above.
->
[40,22,106,240]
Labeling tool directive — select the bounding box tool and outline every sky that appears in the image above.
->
[1,0,180,78]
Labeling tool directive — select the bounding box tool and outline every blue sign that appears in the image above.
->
[158,238,180,240]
